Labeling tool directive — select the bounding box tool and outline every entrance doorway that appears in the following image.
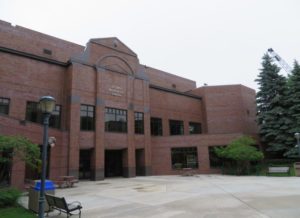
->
[79,149,92,180]
[105,150,123,177]
[136,149,145,176]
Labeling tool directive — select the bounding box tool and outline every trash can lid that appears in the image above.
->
[34,180,55,191]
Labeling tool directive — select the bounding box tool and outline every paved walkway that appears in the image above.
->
[20,175,300,218]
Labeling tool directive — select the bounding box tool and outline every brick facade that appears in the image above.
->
[0,20,258,189]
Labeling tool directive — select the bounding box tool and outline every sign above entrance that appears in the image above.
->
[109,85,124,97]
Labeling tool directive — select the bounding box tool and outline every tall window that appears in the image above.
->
[151,117,163,136]
[135,112,144,134]
[26,101,61,129]
[0,150,12,186]
[26,101,42,124]
[189,122,202,134]
[105,107,127,133]
[80,104,95,131]
[169,120,184,135]
[209,146,224,168]
[0,97,10,115]
[171,147,198,169]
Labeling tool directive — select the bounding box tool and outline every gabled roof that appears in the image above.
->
[89,37,137,57]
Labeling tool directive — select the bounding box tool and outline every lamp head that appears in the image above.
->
[48,136,56,148]
[295,132,300,140]
[39,96,56,114]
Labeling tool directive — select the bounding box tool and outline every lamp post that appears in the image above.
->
[38,96,56,218]
[295,133,300,157]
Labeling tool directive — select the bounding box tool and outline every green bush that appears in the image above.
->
[0,188,21,208]
[215,136,264,175]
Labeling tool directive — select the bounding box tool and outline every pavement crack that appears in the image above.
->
[205,178,271,218]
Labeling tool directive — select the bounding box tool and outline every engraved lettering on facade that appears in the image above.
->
[109,85,124,97]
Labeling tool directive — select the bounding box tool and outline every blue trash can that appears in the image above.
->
[28,180,55,213]
[34,180,55,191]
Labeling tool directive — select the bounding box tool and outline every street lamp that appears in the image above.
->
[295,133,300,157]
[38,96,56,218]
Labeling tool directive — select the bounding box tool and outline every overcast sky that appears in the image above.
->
[1,0,300,90]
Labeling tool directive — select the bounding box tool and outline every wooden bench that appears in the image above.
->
[55,176,79,188]
[45,194,82,218]
[267,166,290,176]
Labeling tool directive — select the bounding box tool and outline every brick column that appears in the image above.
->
[124,108,135,177]
[184,120,190,135]
[163,117,169,136]
[67,98,80,178]
[123,76,135,177]
[10,156,25,189]
[143,80,152,175]
[66,64,80,178]
[198,145,210,172]
[92,67,105,180]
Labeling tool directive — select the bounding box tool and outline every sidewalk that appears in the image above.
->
[20,175,300,218]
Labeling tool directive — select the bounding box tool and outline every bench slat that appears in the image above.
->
[268,167,290,173]
[45,194,82,217]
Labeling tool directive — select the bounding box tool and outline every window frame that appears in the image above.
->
[189,122,202,134]
[80,104,95,131]
[171,147,198,169]
[151,117,163,136]
[105,107,127,133]
[169,119,184,135]
[26,101,62,129]
[49,104,61,129]
[208,146,225,168]
[25,101,43,124]
[134,112,144,134]
[0,97,10,115]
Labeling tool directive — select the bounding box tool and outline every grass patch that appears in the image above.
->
[0,206,36,218]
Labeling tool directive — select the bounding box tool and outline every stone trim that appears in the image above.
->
[69,95,80,104]
[150,84,202,100]
[0,46,68,67]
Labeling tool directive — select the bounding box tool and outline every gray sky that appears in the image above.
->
[1,0,300,90]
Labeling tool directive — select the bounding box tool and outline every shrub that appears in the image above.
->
[215,136,264,175]
[0,188,22,208]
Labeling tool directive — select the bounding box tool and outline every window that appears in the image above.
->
[26,101,61,129]
[0,150,12,186]
[80,104,95,131]
[189,122,202,134]
[26,102,42,124]
[0,97,10,115]
[171,147,198,169]
[169,120,184,135]
[105,107,127,133]
[151,117,163,136]
[135,112,144,134]
[49,105,61,129]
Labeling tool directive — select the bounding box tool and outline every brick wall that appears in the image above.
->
[0,20,259,188]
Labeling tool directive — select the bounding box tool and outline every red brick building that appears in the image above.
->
[0,20,258,189]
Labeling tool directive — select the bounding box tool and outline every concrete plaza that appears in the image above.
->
[21,175,300,218]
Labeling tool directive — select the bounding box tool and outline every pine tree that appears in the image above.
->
[255,54,289,157]
[284,61,300,157]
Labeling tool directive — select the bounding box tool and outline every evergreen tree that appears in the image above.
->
[284,61,300,157]
[255,54,289,157]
